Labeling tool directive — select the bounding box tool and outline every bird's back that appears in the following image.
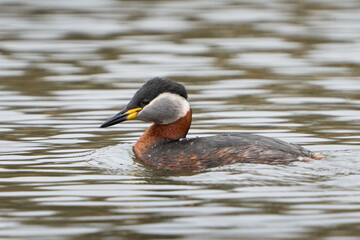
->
[137,133,321,170]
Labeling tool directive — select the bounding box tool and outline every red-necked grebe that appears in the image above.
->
[100,77,324,170]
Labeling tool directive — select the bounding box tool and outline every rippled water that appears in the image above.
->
[1,0,360,239]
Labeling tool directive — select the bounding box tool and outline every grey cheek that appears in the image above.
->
[138,103,177,124]
[137,107,163,123]
[137,110,152,122]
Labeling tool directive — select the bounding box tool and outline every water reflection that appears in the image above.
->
[0,0,360,239]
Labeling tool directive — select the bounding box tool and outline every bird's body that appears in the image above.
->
[134,134,320,170]
[100,77,323,171]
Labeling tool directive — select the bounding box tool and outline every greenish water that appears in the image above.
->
[0,0,360,239]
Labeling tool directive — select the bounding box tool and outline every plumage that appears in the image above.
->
[100,77,324,171]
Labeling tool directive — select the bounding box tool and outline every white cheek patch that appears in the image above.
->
[138,92,190,124]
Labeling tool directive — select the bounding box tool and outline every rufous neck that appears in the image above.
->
[134,109,192,151]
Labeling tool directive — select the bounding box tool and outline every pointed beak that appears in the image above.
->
[100,107,142,128]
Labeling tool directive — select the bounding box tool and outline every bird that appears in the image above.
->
[100,77,324,171]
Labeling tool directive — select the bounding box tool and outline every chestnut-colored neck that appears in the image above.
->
[134,110,192,156]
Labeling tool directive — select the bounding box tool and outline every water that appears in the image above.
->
[1,0,360,239]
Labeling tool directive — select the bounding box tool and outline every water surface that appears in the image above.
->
[0,0,360,239]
